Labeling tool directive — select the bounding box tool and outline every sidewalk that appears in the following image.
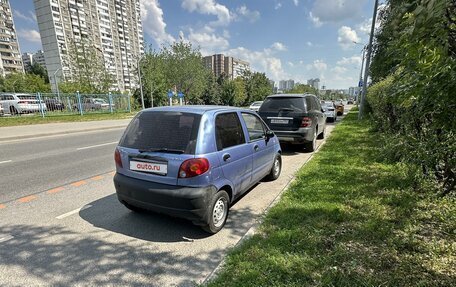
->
[0,119,131,142]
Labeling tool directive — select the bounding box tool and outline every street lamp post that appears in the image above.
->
[53,67,62,101]
[137,56,145,110]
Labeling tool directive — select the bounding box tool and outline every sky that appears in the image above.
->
[10,0,379,89]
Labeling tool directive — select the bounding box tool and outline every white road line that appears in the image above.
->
[56,205,92,219]
[0,235,14,243]
[0,160,12,165]
[76,141,118,151]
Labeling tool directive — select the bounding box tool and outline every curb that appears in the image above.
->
[202,142,322,286]
[0,125,128,142]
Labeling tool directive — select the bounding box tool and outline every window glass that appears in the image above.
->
[241,113,265,141]
[215,112,246,150]
[305,97,313,111]
[259,97,305,112]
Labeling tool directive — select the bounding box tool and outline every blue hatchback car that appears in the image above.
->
[113,106,282,233]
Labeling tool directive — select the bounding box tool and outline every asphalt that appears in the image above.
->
[0,107,351,286]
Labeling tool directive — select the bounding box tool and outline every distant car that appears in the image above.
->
[114,106,282,234]
[321,101,337,122]
[258,94,326,152]
[347,99,354,105]
[44,98,65,111]
[249,101,263,112]
[334,100,344,116]
[0,93,47,115]
[74,98,111,111]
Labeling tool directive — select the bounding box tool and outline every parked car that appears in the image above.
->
[44,98,65,111]
[258,94,326,152]
[113,106,282,234]
[249,101,263,112]
[74,98,111,111]
[334,100,344,116]
[321,101,337,122]
[0,103,3,116]
[0,93,47,115]
[347,99,354,105]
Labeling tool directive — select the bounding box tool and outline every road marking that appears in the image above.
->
[56,205,92,219]
[90,175,104,181]
[0,235,14,243]
[47,187,65,194]
[18,195,37,203]
[71,180,87,187]
[76,141,118,150]
[0,204,5,209]
[0,160,12,165]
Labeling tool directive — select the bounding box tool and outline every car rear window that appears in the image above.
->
[259,97,305,112]
[119,111,202,154]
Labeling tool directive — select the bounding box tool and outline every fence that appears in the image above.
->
[0,92,131,117]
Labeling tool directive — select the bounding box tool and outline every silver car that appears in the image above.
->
[249,101,263,112]
[0,93,47,115]
[0,102,4,116]
[321,101,337,122]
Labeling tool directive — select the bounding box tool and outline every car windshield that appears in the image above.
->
[94,99,107,104]
[119,111,202,154]
[260,97,305,112]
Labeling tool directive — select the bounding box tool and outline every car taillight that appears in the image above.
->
[178,158,210,178]
[301,117,312,127]
[114,149,123,168]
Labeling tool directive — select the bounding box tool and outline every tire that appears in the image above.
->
[202,190,229,234]
[266,154,282,181]
[317,125,326,139]
[304,129,317,152]
[122,201,143,213]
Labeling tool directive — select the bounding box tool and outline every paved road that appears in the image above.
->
[0,107,351,286]
[0,129,125,202]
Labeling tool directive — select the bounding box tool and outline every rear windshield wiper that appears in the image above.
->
[139,148,185,154]
[278,108,295,112]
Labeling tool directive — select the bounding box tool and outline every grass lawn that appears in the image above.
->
[0,111,137,127]
[206,111,455,287]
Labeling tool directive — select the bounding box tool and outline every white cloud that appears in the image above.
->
[140,0,175,45]
[306,59,327,73]
[309,12,322,27]
[13,10,35,23]
[274,3,282,10]
[306,41,313,47]
[186,28,230,55]
[331,66,348,74]
[293,0,299,6]
[270,42,287,51]
[288,61,294,67]
[181,0,231,26]
[310,0,366,26]
[18,29,41,43]
[337,26,360,50]
[235,5,260,23]
[337,55,362,66]
[224,46,287,80]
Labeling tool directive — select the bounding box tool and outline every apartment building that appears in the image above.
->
[34,0,144,92]
[204,54,250,80]
[22,50,47,72]
[0,0,24,76]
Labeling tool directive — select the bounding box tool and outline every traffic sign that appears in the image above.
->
[178,92,184,98]
[167,91,174,98]
[358,80,363,87]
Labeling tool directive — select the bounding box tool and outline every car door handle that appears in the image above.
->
[254,144,259,151]
[222,153,231,161]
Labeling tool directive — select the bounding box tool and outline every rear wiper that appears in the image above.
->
[139,148,185,154]
[279,108,294,112]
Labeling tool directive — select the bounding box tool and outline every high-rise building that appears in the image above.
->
[278,79,294,91]
[203,54,250,80]
[34,0,144,92]
[0,0,24,76]
[22,53,34,71]
[33,49,46,67]
[22,50,47,72]
[286,79,295,90]
[307,78,320,90]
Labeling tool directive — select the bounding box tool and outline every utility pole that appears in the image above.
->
[53,67,62,102]
[138,56,145,110]
[358,46,366,107]
[359,0,379,119]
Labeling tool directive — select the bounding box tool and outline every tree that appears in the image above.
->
[288,84,317,95]
[0,73,50,93]
[242,71,273,104]
[28,62,49,83]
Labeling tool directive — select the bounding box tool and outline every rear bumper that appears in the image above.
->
[273,128,313,144]
[113,173,216,224]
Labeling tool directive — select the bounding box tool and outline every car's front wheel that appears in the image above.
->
[202,190,229,234]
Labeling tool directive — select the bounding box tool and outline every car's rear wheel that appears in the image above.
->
[317,125,325,139]
[202,190,229,234]
[266,154,281,181]
[304,130,317,152]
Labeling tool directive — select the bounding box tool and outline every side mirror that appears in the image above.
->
[265,130,274,142]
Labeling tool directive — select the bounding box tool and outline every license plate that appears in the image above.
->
[271,119,289,124]
[130,160,167,175]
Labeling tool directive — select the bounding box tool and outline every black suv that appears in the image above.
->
[258,94,326,152]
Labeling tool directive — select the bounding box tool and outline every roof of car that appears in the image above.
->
[141,105,249,115]
[266,93,316,98]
